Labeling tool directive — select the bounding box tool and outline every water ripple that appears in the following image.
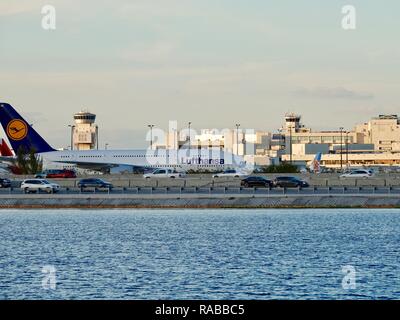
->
[1,208,400,299]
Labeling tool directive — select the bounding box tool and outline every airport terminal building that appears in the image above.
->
[153,113,400,169]
[281,114,400,169]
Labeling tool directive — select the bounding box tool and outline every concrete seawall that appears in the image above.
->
[2,194,400,209]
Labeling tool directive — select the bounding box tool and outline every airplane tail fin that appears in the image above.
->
[0,103,55,154]
[309,152,322,173]
[238,159,254,174]
[0,138,14,156]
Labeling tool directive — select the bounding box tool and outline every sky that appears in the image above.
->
[1,0,399,149]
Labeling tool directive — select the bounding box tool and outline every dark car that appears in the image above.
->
[274,176,309,188]
[78,178,113,190]
[241,176,273,188]
[0,178,11,188]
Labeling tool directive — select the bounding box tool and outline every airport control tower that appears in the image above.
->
[284,113,302,134]
[71,110,98,150]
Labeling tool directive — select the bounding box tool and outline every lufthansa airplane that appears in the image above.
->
[0,103,247,173]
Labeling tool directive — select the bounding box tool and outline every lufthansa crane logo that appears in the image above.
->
[7,119,28,141]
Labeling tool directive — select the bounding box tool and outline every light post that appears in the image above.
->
[346,131,349,168]
[235,124,240,155]
[95,125,99,150]
[340,127,344,170]
[148,124,155,150]
[68,125,75,150]
[171,128,177,150]
[289,126,292,164]
[188,122,192,150]
[170,128,177,165]
[242,136,246,155]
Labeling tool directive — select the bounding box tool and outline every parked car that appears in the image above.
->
[77,178,113,190]
[35,169,76,179]
[212,169,247,178]
[241,176,273,188]
[340,169,373,179]
[143,169,185,179]
[21,179,60,193]
[34,171,49,178]
[47,169,76,178]
[273,176,310,188]
[299,167,308,174]
[0,178,11,188]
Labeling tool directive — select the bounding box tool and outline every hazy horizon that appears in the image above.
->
[1,0,399,149]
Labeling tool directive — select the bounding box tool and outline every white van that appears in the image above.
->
[143,169,185,179]
[340,169,374,179]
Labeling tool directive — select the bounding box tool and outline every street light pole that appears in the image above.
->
[289,126,292,164]
[172,128,176,150]
[95,125,99,150]
[236,124,240,155]
[346,131,349,168]
[340,127,344,170]
[148,124,155,150]
[188,122,192,150]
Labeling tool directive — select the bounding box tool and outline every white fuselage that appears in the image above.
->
[40,148,245,172]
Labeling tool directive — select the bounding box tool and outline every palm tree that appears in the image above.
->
[12,146,43,174]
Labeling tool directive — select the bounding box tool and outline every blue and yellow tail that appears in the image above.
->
[0,102,55,153]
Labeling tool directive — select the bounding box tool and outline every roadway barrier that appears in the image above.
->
[3,185,400,196]
[356,179,386,187]
[9,174,400,189]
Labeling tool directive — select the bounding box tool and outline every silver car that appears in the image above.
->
[143,169,185,179]
[340,169,373,179]
[21,179,60,193]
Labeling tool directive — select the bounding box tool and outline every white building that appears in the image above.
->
[282,113,400,168]
[354,115,400,152]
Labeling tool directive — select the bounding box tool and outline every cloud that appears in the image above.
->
[0,1,40,16]
[0,0,65,16]
[119,41,176,63]
[114,0,198,20]
[293,87,374,100]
